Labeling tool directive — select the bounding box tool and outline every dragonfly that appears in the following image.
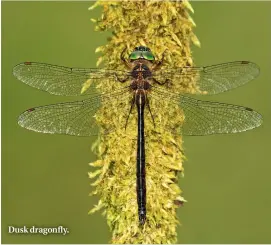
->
[13,46,262,226]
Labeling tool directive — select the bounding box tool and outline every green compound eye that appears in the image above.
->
[129,52,141,60]
[143,51,155,61]
[129,49,155,61]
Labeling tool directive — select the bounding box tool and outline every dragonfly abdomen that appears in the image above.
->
[136,95,147,226]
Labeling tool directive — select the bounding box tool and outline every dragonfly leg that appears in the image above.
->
[152,77,172,88]
[146,97,156,128]
[125,95,136,130]
[121,48,132,69]
[114,73,129,83]
[152,51,166,71]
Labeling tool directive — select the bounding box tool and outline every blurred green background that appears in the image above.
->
[2,1,271,244]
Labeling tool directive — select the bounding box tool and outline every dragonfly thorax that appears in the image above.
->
[131,61,152,79]
[130,79,151,92]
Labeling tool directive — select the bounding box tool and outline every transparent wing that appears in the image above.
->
[151,86,263,135]
[13,62,130,96]
[152,61,260,95]
[18,88,131,136]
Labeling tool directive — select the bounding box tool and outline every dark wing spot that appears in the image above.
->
[241,61,249,64]
[245,107,253,111]
[24,62,32,65]
[27,108,35,112]
[174,200,184,207]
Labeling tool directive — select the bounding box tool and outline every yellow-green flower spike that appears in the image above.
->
[88,1,199,243]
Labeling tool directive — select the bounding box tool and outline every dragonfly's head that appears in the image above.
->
[129,46,155,62]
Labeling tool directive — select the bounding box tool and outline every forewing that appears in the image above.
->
[13,62,129,96]
[152,61,260,95]
[18,89,131,136]
[151,87,262,135]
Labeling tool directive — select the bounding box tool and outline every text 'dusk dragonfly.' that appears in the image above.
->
[13,46,262,225]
